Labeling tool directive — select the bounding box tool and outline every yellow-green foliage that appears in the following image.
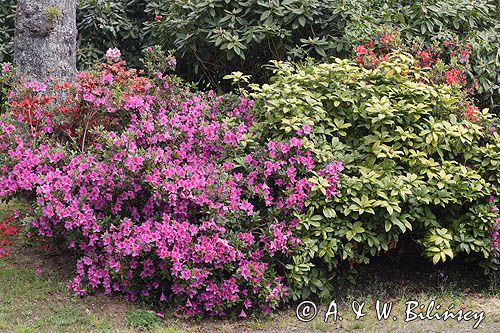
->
[249,53,500,300]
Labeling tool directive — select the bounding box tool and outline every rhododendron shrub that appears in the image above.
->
[248,54,500,300]
[0,57,341,316]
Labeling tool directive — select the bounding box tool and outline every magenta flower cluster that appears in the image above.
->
[0,61,342,316]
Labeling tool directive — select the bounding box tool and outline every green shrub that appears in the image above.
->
[146,0,381,86]
[77,0,153,68]
[247,53,500,300]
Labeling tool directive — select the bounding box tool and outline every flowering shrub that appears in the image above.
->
[248,53,500,300]
[0,54,341,316]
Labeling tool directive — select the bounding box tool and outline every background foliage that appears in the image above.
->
[145,0,374,87]
[1,0,499,109]
[77,0,152,68]
[146,0,500,109]
[0,0,15,63]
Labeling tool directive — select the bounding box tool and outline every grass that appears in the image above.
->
[0,200,499,332]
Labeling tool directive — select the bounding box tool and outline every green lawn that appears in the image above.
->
[1,201,499,332]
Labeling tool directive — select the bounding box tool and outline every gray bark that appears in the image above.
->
[14,0,77,81]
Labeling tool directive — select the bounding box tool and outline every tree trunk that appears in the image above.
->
[14,0,76,81]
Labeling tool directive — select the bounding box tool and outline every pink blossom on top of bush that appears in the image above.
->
[105,48,121,62]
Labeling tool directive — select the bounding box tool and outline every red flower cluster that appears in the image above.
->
[0,215,19,258]
[444,69,466,86]
[354,32,396,67]
[353,32,480,121]
[464,102,479,121]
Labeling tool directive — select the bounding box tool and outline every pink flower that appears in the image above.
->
[35,267,43,276]
[101,73,114,85]
[380,34,393,43]
[240,201,254,215]
[2,63,9,73]
[465,103,478,121]
[444,69,465,86]
[24,80,47,92]
[355,45,368,56]
[459,49,471,64]
[290,137,303,148]
[418,51,431,64]
[180,269,191,280]
[105,48,121,62]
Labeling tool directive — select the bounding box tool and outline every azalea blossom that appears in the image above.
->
[355,45,368,56]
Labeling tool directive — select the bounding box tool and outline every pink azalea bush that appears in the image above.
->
[0,51,341,316]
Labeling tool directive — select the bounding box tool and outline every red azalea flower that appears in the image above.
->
[464,103,479,121]
[355,45,368,56]
[444,69,466,86]
[380,34,393,43]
